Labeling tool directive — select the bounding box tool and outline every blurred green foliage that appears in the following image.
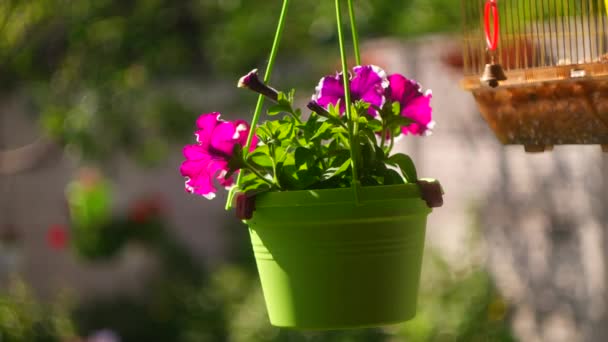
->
[60,204,515,342]
[0,0,461,163]
[0,253,514,342]
[1,184,514,341]
[0,278,76,342]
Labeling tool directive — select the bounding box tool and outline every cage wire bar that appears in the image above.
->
[461,0,608,152]
[462,0,608,76]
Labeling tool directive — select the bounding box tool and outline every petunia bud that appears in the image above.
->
[307,101,332,118]
[238,69,279,102]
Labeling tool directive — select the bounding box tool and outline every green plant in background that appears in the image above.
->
[0,278,76,342]
[399,252,515,342]
[0,241,516,342]
[65,168,125,259]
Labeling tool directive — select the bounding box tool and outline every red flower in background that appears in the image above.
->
[128,194,167,223]
[47,225,69,250]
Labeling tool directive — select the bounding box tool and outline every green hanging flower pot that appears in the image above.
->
[179,0,443,330]
[245,183,435,329]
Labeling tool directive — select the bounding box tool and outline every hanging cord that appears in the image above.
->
[226,0,290,210]
[336,0,361,204]
[347,0,362,66]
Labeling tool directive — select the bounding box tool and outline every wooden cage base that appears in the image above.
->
[463,63,608,152]
[520,144,608,154]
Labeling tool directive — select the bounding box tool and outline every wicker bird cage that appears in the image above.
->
[461,0,608,152]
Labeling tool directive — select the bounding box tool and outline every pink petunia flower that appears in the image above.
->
[387,74,434,136]
[312,65,389,116]
[180,113,257,199]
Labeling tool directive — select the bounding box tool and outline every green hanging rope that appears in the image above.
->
[226,0,290,210]
[347,0,361,66]
[335,0,360,204]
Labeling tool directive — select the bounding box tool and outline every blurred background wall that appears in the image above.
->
[1,1,608,341]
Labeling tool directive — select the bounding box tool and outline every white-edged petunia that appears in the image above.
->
[312,65,389,116]
[387,74,434,136]
[180,113,257,199]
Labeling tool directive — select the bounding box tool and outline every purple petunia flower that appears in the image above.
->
[87,329,120,342]
[312,65,389,116]
[387,74,434,136]
[180,113,257,199]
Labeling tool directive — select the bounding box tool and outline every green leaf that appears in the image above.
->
[387,153,418,183]
[310,121,333,140]
[354,100,370,112]
[277,91,289,103]
[391,101,401,116]
[327,102,341,118]
[249,151,273,168]
[277,89,295,106]
[383,168,405,185]
[358,127,378,144]
[256,125,273,143]
[294,169,321,189]
[274,146,290,164]
[294,147,315,169]
[389,116,415,127]
[276,121,295,140]
[267,103,292,116]
[239,171,272,194]
[364,118,383,131]
[331,127,348,135]
[303,113,320,140]
[361,175,380,186]
[293,109,302,122]
[322,158,351,180]
[359,138,376,169]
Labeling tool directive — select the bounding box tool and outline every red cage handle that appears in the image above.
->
[484,0,499,51]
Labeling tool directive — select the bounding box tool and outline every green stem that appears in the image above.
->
[335,0,360,203]
[243,161,275,187]
[318,157,328,170]
[226,0,290,209]
[347,0,361,65]
[380,125,387,150]
[269,146,283,189]
[288,109,303,125]
[387,133,395,154]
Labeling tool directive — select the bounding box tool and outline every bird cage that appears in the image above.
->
[461,0,608,152]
